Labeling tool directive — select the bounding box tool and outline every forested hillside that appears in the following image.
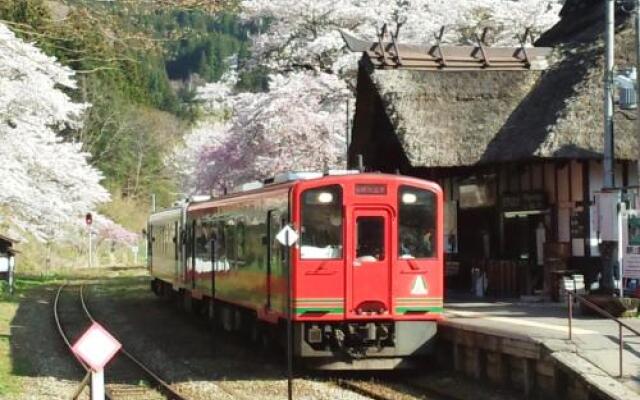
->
[0,0,249,209]
[0,0,247,269]
[0,0,563,270]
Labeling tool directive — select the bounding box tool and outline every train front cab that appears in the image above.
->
[291,175,443,369]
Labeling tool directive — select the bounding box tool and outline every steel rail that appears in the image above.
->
[54,284,107,400]
[336,379,396,400]
[54,284,89,369]
[401,380,459,400]
[335,378,457,400]
[79,285,189,400]
[83,286,246,400]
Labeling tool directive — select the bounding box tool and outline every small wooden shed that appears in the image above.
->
[0,234,17,293]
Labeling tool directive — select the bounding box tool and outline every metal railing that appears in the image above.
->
[567,292,640,377]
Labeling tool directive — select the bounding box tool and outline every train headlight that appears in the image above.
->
[402,192,417,204]
[317,192,334,203]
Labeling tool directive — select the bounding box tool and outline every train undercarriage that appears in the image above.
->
[152,279,437,370]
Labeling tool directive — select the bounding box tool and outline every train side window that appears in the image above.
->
[163,225,168,254]
[194,218,216,274]
[160,226,164,254]
[268,211,282,273]
[225,218,236,269]
[194,220,205,258]
[215,221,228,271]
[245,212,265,268]
[236,217,246,267]
[398,186,437,259]
[300,185,343,259]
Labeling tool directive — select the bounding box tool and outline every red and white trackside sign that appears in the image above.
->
[71,322,122,372]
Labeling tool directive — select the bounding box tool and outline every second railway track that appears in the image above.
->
[54,283,189,400]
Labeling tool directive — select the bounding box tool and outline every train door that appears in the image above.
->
[189,220,196,289]
[266,210,282,312]
[174,221,180,282]
[348,208,392,317]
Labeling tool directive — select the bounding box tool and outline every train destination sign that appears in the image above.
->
[355,184,387,195]
[72,322,122,372]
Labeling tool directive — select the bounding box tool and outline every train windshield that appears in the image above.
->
[398,186,436,259]
[300,185,343,259]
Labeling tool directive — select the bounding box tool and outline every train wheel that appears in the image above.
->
[192,298,203,316]
[150,279,159,296]
[207,298,216,321]
[221,306,233,332]
[161,282,173,302]
[258,323,273,353]
[182,290,192,313]
[233,309,242,332]
[249,319,258,343]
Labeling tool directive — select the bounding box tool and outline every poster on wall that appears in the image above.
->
[623,210,640,279]
[595,191,620,241]
[570,208,586,257]
[444,201,458,254]
[589,206,600,256]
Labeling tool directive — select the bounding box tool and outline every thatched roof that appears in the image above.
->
[369,68,543,167]
[0,234,16,244]
[485,3,639,164]
[0,234,17,255]
[351,4,640,168]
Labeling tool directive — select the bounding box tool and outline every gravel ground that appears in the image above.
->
[2,268,519,400]
[3,284,87,400]
[85,275,372,400]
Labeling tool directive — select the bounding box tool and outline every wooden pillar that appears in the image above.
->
[553,366,568,398]
[553,162,560,241]
[523,358,536,398]
[453,343,463,372]
[468,347,485,379]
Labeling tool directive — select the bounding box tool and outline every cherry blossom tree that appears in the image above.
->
[195,71,348,190]
[93,215,139,247]
[0,23,112,241]
[171,120,231,194]
[184,1,563,192]
[169,72,237,194]
[242,0,563,74]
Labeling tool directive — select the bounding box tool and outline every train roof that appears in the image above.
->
[148,206,183,224]
[149,172,441,218]
[187,172,440,211]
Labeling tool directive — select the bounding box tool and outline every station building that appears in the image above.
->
[347,0,640,297]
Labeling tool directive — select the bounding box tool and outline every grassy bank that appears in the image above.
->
[0,298,19,395]
[0,268,149,397]
[0,277,61,396]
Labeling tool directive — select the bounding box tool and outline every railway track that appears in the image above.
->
[54,284,189,400]
[55,280,491,400]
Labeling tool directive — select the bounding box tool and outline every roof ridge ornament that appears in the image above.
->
[376,24,388,66]
[517,27,535,68]
[433,26,448,68]
[475,27,492,68]
[340,29,552,71]
[376,23,403,67]
[390,25,403,66]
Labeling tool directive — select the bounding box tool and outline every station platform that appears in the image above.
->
[439,295,640,400]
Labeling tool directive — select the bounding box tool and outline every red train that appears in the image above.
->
[148,172,443,369]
